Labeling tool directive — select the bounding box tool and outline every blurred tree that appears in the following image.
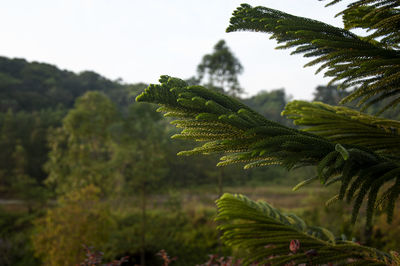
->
[110,102,167,266]
[313,85,350,105]
[44,91,168,265]
[242,89,290,125]
[197,40,243,96]
[0,108,64,195]
[32,185,115,266]
[0,56,138,112]
[11,143,47,212]
[45,91,119,195]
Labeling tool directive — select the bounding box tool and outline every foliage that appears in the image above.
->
[197,40,244,97]
[371,210,400,252]
[242,89,290,126]
[0,54,308,264]
[227,2,400,114]
[137,75,400,225]
[0,108,65,194]
[0,54,293,197]
[0,56,148,195]
[313,85,349,106]
[105,199,227,266]
[136,0,400,264]
[45,91,119,195]
[110,102,167,193]
[0,207,40,266]
[32,185,115,266]
[216,193,398,265]
[0,56,140,112]
[79,244,129,266]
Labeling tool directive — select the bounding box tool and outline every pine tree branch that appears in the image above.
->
[227,3,400,113]
[136,76,400,224]
[323,0,400,46]
[282,100,400,157]
[216,193,396,265]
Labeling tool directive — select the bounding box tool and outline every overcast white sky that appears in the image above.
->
[0,0,349,100]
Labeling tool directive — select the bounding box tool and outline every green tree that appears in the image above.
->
[136,0,400,264]
[242,89,290,125]
[313,85,350,106]
[197,40,244,96]
[32,185,115,266]
[45,91,168,265]
[11,143,47,212]
[110,102,167,266]
[45,91,119,195]
[0,108,64,195]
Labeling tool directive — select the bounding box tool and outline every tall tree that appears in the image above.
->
[110,102,167,266]
[136,0,400,264]
[45,91,167,265]
[45,91,119,195]
[197,40,244,97]
[313,85,350,105]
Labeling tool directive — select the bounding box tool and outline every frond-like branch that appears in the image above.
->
[227,4,400,113]
[136,76,400,224]
[322,0,400,48]
[216,193,396,265]
[282,100,400,158]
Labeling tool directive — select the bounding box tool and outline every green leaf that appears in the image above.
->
[335,144,349,160]
[292,176,318,191]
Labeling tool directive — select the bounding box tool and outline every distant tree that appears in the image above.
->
[242,89,290,125]
[0,108,64,194]
[184,76,201,86]
[110,102,167,266]
[32,185,115,266]
[0,56,138,112]
[11,143,47,212]
[197,40,243,96]
[45,91,119,195]
[44,91,168,265]
[313,85,350,105]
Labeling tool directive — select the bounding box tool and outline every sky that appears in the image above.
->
[0,0,350,100]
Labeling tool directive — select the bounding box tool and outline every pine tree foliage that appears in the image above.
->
[339,0,400,48]
[227,2,400,113]
[136,0,400,264]
[283,100,400,156]
[216,193,399,265]
[136,76,400,225]
[324,0,400,48]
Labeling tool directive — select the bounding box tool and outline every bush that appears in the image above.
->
[32,185,115,266]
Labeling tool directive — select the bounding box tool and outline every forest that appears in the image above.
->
[2,0,400,265]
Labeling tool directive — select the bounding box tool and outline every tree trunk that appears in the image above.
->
[217,168,224,254]
[218,168,224,198]
[140,183,146,266]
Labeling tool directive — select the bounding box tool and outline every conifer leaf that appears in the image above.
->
[336,144,350,160]
[283,100,400,157]
[216,193,396,265]
[292,176,318,191]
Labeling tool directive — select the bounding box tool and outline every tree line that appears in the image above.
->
[0,52,300,201]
